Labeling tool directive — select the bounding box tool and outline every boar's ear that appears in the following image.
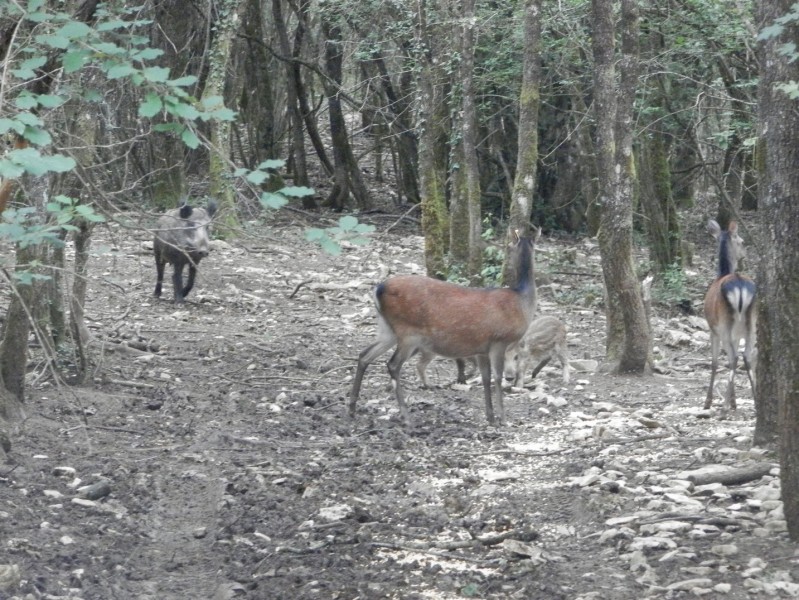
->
[206,199,218,218]
[179,204,193,219]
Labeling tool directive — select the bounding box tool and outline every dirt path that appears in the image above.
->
[1,216,795,599]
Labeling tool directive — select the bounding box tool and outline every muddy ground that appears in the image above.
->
[1,208,796,600]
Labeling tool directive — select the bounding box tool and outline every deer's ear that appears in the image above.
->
[707,219,722,240]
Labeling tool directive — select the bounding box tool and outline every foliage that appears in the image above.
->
[653,261,689,305]
[305,216,375,255]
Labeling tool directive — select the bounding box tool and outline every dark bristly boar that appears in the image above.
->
[153,199,217,303]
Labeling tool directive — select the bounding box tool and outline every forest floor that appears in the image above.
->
[1,207,797,600]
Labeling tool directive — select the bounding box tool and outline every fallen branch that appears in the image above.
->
[682,462,775,486]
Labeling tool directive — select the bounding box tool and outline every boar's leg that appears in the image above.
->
[154,254,166,297]
[172,260,186,303]
[182,262,198,299]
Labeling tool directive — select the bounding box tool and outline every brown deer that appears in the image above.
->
[704,219,756,412]
[350,229,539,426]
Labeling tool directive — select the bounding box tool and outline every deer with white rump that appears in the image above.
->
[703,219,756,412]
[349,229,539,426]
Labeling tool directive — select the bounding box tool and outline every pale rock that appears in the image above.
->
[628,550,650,573]
[665,329,692,347]
[743,578,764,592]
[478,468,520,482]
[318,504,353,521]
[682,566,713,576]
[472,484,499,497]
[664,479,693,491]
[599,527,635,544]
[752,527,771,537]
[666,578,713,591]
[754,486,782,502]
[71,498,96,508]
[630,536,677,551]
[60,535,74,545]
[711,544,738,557]
[765,519,788,532]
[713,582,732,593]
[663,492,704,509]
[570,359,598,372]
[570,429,594,442]
[43,489,63,499]
[639,520,693,535]
[688,316,707,329]
[605,515,639,526]
[547,396,568,408]
[761,500,782,512]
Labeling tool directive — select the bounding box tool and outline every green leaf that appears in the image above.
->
[181,127,200,149]
[143,66,170,83]
[36,154,77,175]
[14,94,38,110]
[28,0,46,11]
[11,55,46,78]
[209,107,236,121]
[169,75,198,87]
[338,215,359,231]
[22,126,52,146]
[171,102,200,120]
[305,228,325,241]
[201,95,226,110]
[139,93,163,118]
[106,63,137,79]
[758,23,784,40]
[36,94,66,108]
[94,42,125,56]
[132,48,163,61]
[0,118,25,135]
[15,112,41,126]
[279,186,315,198]
[320,238,342,255]
[246,171,269,185]
[35,34,70,49]
[0,161,25,178]
[259,192,288,210]
[63,50,90,73]
[97,19,128,32]
[58,21,92,39]
[257,159,285,171]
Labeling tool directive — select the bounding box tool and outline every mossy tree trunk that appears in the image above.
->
[591,0,650,373]
[460,0,482,283]
[203,0,244,234]
[416,0,449,278]
[505,0,542,283]
[755,2,793,461]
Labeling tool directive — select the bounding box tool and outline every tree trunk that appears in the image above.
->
[239,0,279,166]
[505,0,541,281]
[638,126,682,272]
[272,0,309,190]
[292,0,333,178]
[321,19,370,211]
[374,49,420,204]
[460,0,482,282]
[416,0,449,278]
[203,0,243,234]
[591,0,650,373]
[757,4,799,518]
